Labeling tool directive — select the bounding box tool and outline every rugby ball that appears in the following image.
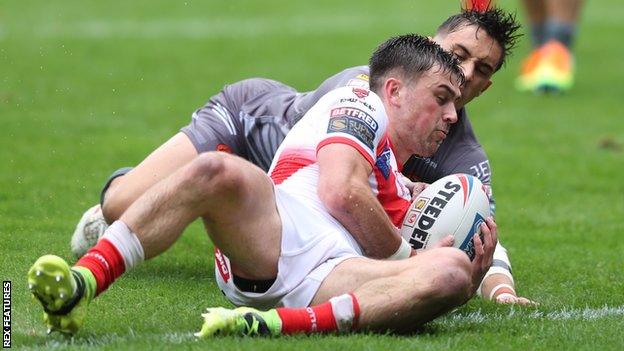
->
[400,174,491,260]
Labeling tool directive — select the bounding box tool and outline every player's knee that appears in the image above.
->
[101,177,134,222]
[421,248,472,304]
[187,152,242,196]
[187,152,228,186]
[436,248,472,302]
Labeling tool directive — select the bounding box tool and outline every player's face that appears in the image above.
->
[395,68,461,159]
[433,24,503,109]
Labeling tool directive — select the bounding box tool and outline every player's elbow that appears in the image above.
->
[318,179,363,217]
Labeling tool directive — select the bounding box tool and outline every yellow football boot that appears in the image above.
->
[27,255,95,334]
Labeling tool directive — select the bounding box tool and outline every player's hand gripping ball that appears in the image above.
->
[400,174,491,260]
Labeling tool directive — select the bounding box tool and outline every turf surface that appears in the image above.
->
[2,0,623,349]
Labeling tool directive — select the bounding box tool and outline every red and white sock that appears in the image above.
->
[276,293,360,334]
[75,220,144,296]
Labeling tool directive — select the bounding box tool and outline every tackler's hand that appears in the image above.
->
[494,293,539,306]
[400,175,429,197]
[470,216,498,294]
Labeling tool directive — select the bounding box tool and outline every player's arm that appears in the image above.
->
[317,144,411,260]
[476,183,536,305]
[448,154,536,305]
[477,243,537,305]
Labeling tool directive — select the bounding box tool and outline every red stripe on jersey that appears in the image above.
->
[373,138,410,228]
[385,136,403,172]
[270,150,315,185]
[373,166,410,228]
[317,136,375,168]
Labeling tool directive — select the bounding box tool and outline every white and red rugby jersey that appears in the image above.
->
[268,86,411,227]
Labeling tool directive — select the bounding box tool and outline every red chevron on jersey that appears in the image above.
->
[271,149,316,185]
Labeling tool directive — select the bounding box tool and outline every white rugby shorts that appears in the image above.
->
[215,186,362,309]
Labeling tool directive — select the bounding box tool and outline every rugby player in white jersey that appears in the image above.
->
[29,34,495,336]
[71,7,532,306]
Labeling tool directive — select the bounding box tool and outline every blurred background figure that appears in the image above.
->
[516,0,584,93]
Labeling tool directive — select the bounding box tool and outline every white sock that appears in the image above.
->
[329,293,358,332]
[100,221,145,270]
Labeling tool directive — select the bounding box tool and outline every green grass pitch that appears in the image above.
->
[2,0,623,349]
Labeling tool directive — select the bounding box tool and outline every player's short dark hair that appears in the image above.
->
[368,34,464,94]
[436,8,522,70]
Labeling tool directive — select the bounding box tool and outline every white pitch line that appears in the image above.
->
[444,305,624,324]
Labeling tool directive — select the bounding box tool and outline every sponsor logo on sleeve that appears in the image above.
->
[329,118,347,131]
[330,107,378,131]
[375,145,392,179]
[328,107,378,149]
[356,74,369,81]
[352,88,369,99]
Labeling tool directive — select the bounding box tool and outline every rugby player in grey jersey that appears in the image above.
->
[71,8,534,305]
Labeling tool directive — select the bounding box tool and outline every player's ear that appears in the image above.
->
[383,78,402,106]
[480,79,493,95]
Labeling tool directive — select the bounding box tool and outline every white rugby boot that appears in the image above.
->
[70,204,108,257]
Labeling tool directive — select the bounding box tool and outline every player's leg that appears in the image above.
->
[196,248,472,336]
[29,143,199,335]
[101,132,198,222]
[71,78,291,257]
[544,0,583,48]
[304,248,472,333]
[71,100,243,257]
[121,152,282,276]
[534,0,581,92]
[517,0,547,91]
[70,132,198,257]
[195,219,497,336]
[30,151,282,334]
[521,0,547,47]
[534,0,583,92]
[103,77,295,223]
[518,0,583,92]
